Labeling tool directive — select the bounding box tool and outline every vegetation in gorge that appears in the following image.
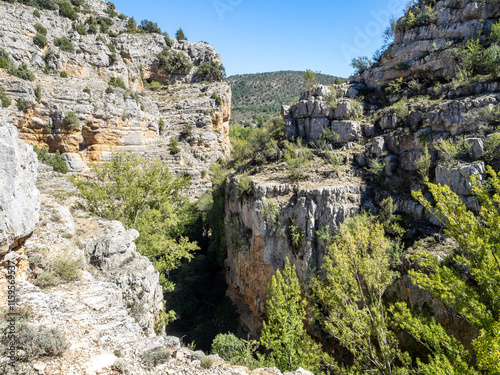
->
[261,258,329,374]
[72,152,199,293]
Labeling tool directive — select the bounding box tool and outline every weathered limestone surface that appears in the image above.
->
[225,174,367,335]
[0,120,39,256]
[356,0,500,86]
[0,0,231,196]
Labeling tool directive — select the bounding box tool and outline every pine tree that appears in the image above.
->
[176,28,187,41]
[261,258,328,373]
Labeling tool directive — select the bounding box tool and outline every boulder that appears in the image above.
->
[435,162,486,196]
[330,121,361,143]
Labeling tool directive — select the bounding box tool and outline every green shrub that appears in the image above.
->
[54,37,74,53]
[126,17,137,33]
[107,42,116,53]
[83,87,90,93]
[140,348,171,368]
[38,0,58,10]
[10,63,35,81]
[196,61,226,82]
[484,43,500,77]
[398,4,437,29]
[108,76,126,90]
[211,92,223,106]
[211,333,265,370]
[484,132,500,163]
[33,9,41,17]
[415,146,431,181]
[289,224,304,254]
[88,23,98,34]
[283,142,312,180]
[158,118,165,133]
[64,111,80,127]
[33,33,47,48]
[236,174,253,199]
[0,49,13,70]
[59,1,78,20]
[391,98,409,119]
[16,98,31,112]
[33,255,81,287]
[145,80,161,90]
[0,87,11,107]
[34,85,42,102]
[366,158,386,183]
[34,23,47,35]
[33,145,68,173]
[75,24,87,35]
[435,136,472,166]
[212,333,246,361]
[491,19,500,43]
[351,56,371,74]
[0,322,69,361]
[112,359,127,373]
[385,77,403,95]
[60,71,68,78]
[164,36,173,48]
[105,86,114,93]
[169,138,180,154]
[179,123,193,140]
[157,48,192,74]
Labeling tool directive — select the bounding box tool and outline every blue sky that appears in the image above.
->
[112,0,408,78]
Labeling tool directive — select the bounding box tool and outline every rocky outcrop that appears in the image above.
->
[282,85,362,144]
[225,174,368,336]
[0,120,39,257]
[146,82,231,197]
[356,0,500,86]
[86,221,164,336]
[0,0,231,196]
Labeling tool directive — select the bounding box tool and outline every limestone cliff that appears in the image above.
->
[225,173,368,335]
[225,0,500,338]
[355,0,500,86]
[0,0,231,196]
[0,120,39,284]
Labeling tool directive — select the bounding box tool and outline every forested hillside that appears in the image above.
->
[227,71,342,125]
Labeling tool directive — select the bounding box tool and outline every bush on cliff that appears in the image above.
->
[196,61,226,82]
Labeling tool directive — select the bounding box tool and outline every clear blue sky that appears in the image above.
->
[112,0,407,78]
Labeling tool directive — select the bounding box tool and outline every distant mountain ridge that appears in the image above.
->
[227,70,343,125]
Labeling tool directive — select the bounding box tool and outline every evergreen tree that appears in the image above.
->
[407,166,500,374]
[176,28,187,41]
[310,214,410,374]
[261,258,328,374]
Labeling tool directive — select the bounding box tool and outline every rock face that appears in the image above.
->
[356,0,500,86]
[225,174,368,335]
[0,120,39,256]
[226,0,500,339]
[86,221,164,336]
[283,85,362,144]
[0,0,231,196]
